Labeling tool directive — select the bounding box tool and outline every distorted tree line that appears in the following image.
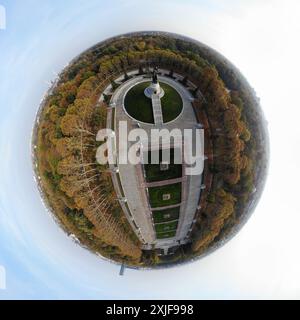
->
[37,69,142,264]
[35,33,266,266]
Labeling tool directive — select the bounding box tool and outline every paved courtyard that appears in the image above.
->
[107,71,204,252]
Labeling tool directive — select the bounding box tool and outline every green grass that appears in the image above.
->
[156,230,176,239]
[124,81,183,124]
[144,148,182,182]
[148,183,182,208]
[111,107,115,131]
[152,207,180,223]
[124,82,154,123]
[160,83,183,122]
[155,220,178,233]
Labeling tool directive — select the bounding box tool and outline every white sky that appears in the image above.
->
[0,0,300,299]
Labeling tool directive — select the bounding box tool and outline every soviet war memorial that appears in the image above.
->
[33,32,268,268]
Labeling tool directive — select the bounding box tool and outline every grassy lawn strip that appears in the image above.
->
[124,81,183,124]
[152,207,180,223]
[111,107,115,131]
[148,183,182,208]
[156,230,176,239]
[124,82,154,123]
[144,148,182,182]
[155,220,178,233]
[160,83,183,123]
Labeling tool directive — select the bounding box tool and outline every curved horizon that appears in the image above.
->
[0,0,299,299]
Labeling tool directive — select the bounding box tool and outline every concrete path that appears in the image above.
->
[146,177,184,188]
[151,94,163,125]
[108,72,203,250]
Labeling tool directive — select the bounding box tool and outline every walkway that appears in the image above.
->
[108,72,204,250]
[151,94,163,125]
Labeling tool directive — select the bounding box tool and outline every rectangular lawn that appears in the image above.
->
[144,148,182,182]
[156,230,177,239]
[152,207,180,223]
[155,220,178,233]
[148,183,182,208]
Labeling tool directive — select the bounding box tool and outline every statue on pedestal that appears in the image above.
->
[152,67,158,84]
